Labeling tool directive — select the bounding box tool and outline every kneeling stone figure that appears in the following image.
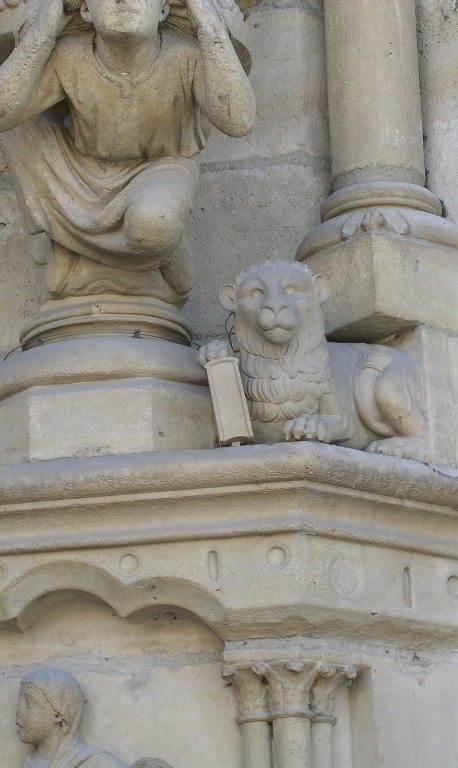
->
[198,260,430,461]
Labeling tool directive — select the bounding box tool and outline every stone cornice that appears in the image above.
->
[0,442,456,509]
[0,443,456,559]
[0,444,457,647]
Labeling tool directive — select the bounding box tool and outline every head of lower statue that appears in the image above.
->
[79,0,170,40]
[16,668,86,750]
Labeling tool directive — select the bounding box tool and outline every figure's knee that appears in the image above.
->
[125,194,186,256]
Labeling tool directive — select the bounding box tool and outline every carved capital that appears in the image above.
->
[223,664,270,724]
[254,660,326,721]
[311,664,358,724]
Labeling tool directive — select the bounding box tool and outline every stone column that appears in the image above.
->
[311,664,358,768]
[295,0,458,466]
[223,664,272,768]
[296,0,456,346]
[299,0,445,253]
[323,0,426,196]
[257,660,322,768]
[318,0,442,225]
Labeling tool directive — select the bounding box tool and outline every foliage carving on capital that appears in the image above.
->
[223,664,270,723]
[252,660,326,720]
[311,664,358,724]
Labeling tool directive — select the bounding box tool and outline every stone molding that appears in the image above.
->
[1,441,455,514]
[0,444,457,649]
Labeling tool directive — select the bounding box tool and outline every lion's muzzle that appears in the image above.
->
[256,306,298,333]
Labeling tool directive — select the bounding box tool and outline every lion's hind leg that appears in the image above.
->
[364,350,431,462]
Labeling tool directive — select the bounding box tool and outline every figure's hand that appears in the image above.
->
[197,339,233,367]
[186,0,226,30]
[36,0,71,36]
[284,415,334,444]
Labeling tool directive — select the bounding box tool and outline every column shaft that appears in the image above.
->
[323,0,425,191]
[272,717,312,768]
[312,722,333,768]
[240,721,272,768]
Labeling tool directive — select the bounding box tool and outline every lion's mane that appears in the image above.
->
[232,261,334,424]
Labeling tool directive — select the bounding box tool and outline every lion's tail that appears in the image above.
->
[353,359,394,438]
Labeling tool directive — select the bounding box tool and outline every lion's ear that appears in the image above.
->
[312,273,330,304]
[219,284,236,311]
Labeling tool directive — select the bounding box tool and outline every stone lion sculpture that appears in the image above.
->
[198,260,430,461]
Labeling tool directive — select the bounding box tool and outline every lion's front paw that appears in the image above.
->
[284,415,332,443]
[197,339,233,368]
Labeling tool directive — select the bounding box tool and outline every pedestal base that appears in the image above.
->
[0,336,217,462]
[20,294,192,348]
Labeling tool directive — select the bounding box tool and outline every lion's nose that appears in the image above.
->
[258,307,296,331]
[257,307,277,330]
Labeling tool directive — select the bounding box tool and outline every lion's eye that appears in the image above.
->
[284,286,296,295]
[250,288,264,299]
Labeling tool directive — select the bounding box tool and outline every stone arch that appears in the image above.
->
[0,578,241,768]
[0,559,227,635]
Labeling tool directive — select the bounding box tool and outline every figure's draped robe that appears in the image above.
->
[0,28,205,275]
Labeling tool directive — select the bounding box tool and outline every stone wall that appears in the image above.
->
[1,6,458,764]
[188,0,329,340]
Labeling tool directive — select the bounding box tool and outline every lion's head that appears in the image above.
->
[219,261,333,425]
[220,260,329,359]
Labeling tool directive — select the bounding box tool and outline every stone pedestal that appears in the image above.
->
[0,331,217,463]
[19,294,193,348]
[0,291,218,462]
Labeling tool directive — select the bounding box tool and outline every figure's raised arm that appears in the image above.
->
[189,0,256,137]
[0,0,67,132]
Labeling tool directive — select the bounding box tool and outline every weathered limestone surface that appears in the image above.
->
[0,184,41,359]
[0,0,458,766]
[189,1,329,340]
[2,604,238,768]
[0,443,457,767]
